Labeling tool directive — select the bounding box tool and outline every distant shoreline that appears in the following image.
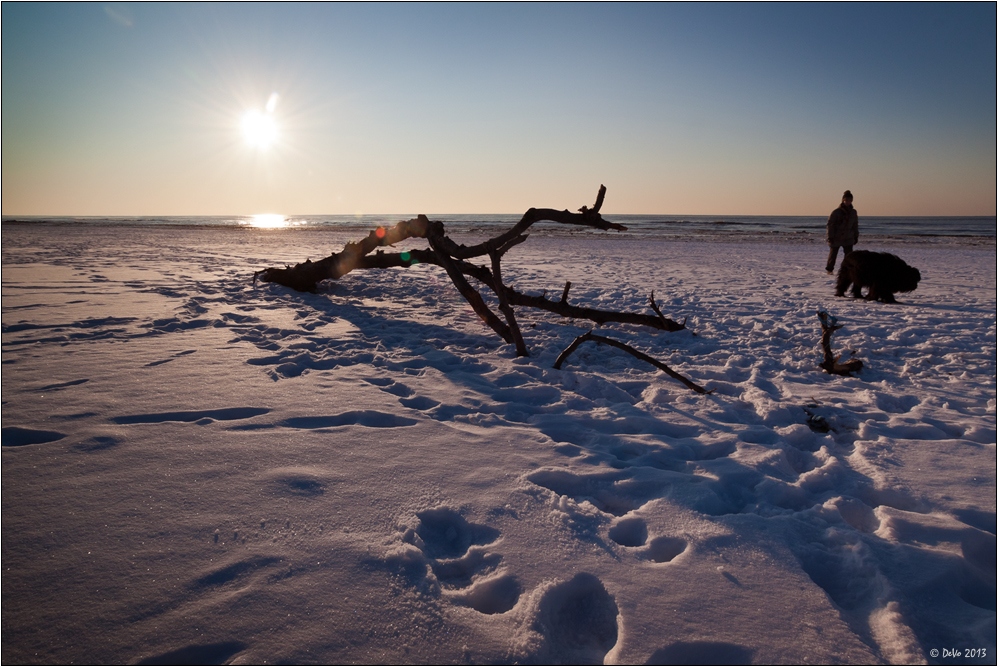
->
[2,216,998,250]
[3,216,994,247]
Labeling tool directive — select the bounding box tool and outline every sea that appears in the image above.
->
[2,214,994,243]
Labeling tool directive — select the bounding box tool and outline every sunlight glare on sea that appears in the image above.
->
[245,213,300,229]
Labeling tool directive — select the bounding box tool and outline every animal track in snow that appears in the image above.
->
[530,573,620,665]
[450,572,522,615]
[400,395,441,411]
[641,536,688,563]
[399,507,522,615]
[364,377,442,411]
[430,547,503,588]
[412,507,500,559]
[527,468,665,517]
[605,509,688,562]
[608,516,648,547]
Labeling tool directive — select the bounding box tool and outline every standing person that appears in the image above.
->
[826,190,858,273]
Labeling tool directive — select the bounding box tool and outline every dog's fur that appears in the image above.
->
[835,250,921,303]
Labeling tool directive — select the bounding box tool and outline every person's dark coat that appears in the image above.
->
[827,204,858,247]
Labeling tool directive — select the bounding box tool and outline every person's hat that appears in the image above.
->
[842,190,853,199]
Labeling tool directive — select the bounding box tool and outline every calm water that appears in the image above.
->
[3,213,994,240]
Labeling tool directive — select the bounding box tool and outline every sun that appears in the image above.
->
[240,93,280,150]
[241,110,278,150]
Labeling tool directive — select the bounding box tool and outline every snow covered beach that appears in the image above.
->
[2,221,995,665]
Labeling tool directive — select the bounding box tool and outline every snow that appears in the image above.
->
[2,223,995,665]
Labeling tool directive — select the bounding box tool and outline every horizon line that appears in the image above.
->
[4,212,996,219]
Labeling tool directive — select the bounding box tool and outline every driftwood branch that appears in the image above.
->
[560,281,572,304]
[253,215,439,292]
[649,291,688,332]
[488,245,528,356]
[817,311,863,376]
[252,186,689,357]
[554,331,709,394]
[578,184,607,215]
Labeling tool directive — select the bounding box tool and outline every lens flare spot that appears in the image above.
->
[265,92,280,114]
[375,227,386,239]
[400,251,411,262]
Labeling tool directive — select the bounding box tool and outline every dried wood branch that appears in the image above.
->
[253,215,439,292]
[817,311,863,376]
[560,281,572,304]
[649,291,688,332]
[554,331,709,394]
[488,245,528,356]
[252,186,689,357]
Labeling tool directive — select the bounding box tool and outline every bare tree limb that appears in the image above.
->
[488,245,528,356]
[507,290,685,331]
[649,291,688,331]
[253,215,440,292]
[554,331,709,394]
[252,186,690,357]
[560,281,573,304]
[426,231,514,345]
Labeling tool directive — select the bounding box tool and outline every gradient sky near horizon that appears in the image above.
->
[2,3,995,217]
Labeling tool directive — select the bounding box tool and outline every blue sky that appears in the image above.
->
[2,3,994,216]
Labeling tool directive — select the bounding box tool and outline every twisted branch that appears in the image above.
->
[252,186,688,357]
[554,331,709,394]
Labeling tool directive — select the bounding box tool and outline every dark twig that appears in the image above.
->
[560,281,573,304]
[554,331,709,394]
[817,311,863,376]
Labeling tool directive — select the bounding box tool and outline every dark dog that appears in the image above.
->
[835,250,921,303]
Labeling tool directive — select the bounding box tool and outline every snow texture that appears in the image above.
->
[2,223,995,665]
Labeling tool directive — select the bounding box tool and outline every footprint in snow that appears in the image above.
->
[399,507,522,615]
[449,572,523,615]
[528,573,620,665]
[410,507,499,560]
[606,514,688,562]
[608,515,648,547]
[640,536,688,564]
[527,468,649,517]
[363,377,441,412]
